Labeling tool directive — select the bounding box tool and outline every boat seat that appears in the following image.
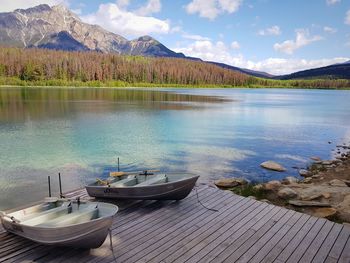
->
[10,201,71,223]
[21,202,72,226]
[109,176,137,187]
[38,205,98,227]
[135,174,167,187]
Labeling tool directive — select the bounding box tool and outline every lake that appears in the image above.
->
[1,87,350,210]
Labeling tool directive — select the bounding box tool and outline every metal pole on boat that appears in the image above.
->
[58,173,63,198]
[117,157,120,172]
[48,176,51,197]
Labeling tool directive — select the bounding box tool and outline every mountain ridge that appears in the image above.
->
[0,4,186,58]
[277,63,350,80]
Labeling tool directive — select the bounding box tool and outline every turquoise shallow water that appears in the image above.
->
[1,87,350,210]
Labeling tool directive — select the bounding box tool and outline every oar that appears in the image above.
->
[109,171,128,177]
[109,170,160,177]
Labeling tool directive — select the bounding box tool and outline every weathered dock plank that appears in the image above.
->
[338,233,350,263]
[176,203,277,263]
[311,223,343,263]
[273,215,318,262]
[0,185,349,263]
[325,225,350,262]
[298,219,334,262]
[134,197,257,263]
[90,187,239,263]
[247,211,303,263]
[231,209,296,263]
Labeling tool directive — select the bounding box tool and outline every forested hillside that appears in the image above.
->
[0,47,349,89]
[278,62,350,80]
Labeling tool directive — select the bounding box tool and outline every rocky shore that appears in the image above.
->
[215,143,350,224]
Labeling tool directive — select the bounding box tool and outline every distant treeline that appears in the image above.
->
[0,47,349,89]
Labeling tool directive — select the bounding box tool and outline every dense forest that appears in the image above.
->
[0,47,349,89]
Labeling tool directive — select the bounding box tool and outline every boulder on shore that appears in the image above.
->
[214,178,248,188]
[277,187,298,199]
[301,193,323,201]
[299,169,311,177]
[264,180,282,191]
[309,208,337,218]
[322,192,331,199]
[301,178,313,184]
[281,176,299,185]
[329,179,348,187]
[310,156,322,161]
[337,195,350,222]
[260,161,286,172]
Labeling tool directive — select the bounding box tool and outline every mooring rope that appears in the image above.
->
[195,186,219,212]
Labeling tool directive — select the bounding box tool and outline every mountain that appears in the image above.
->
[0,4,279,78]
[278,62,350,80]
[0,4,186,58]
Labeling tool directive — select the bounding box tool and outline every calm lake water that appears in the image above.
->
[1,87,350,210]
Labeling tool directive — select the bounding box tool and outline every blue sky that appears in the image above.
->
[2,0,350,74]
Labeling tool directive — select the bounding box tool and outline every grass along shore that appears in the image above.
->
[0,77,350,89]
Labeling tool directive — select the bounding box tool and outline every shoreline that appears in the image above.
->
[216,142,350,224]
[1,84,350,90]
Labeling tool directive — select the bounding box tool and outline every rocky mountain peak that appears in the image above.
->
[136,35,157,42]
[0,4,185,58]
[51,4,77,18]
[14,4,52,14]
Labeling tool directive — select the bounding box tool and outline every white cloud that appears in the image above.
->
[248,57,349,75]
[117,0,130,9]
[82,3,169,38]
[231,41,240,49]
[326,0,340,5]
[0,0,68,12]
[346,10,350,25]
[173,39,349,75]
[185,0,243,20]
[174,40,234,63]
[218,0,242,12]
[258,25,281,36]
[274,29,322,55]
[323,26,337,33]
[135,0,161,16]
[71,8,81,15]
[171,26,182,33]
[182,34,211,41]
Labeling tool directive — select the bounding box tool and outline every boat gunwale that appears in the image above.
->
[1,202,118,230]
[88,174,200,189]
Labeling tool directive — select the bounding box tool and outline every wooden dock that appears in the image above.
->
[0,185,349,263]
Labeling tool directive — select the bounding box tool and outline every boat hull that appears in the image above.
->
[86,175,199,200]
[1,202,118,248]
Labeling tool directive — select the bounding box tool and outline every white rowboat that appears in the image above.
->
[0,198,118,248]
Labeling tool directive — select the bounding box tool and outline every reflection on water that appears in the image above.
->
[1,87,350,210]
[0,87,229,122]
